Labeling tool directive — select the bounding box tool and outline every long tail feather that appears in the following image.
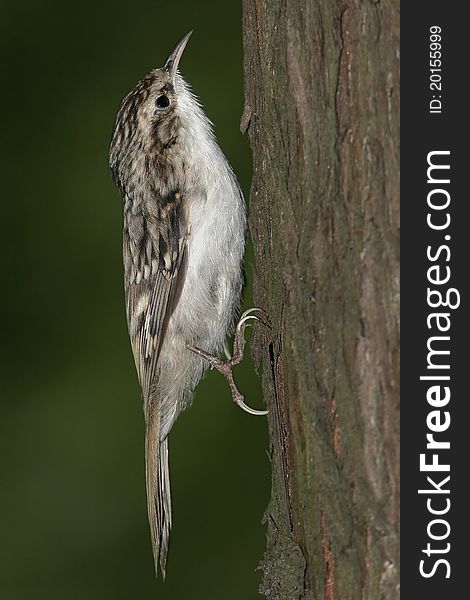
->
[145,411,172,578]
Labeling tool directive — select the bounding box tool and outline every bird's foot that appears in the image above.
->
[186,308,269,416]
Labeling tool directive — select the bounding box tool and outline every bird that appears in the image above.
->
[108,32,267,578]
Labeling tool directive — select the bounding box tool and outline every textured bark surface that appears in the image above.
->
[241,1,399,599]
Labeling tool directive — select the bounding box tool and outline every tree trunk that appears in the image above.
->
[241,1,399,599]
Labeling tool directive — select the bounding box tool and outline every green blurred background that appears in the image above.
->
[0,1,269,598]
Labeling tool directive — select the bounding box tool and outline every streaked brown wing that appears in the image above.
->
[123,191,187,404]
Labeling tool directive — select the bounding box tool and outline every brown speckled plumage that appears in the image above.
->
[109,33,246,577]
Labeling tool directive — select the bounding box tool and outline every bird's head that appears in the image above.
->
[109,32,197,191]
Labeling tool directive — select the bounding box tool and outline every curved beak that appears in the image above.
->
[164,31,193,86]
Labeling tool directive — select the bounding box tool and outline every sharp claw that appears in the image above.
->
[241,307,265,314]
[223,340,232,360]
[236,314,259,330]
[238,307,270,330]
[235,398,269,416]
[239,307,264,320]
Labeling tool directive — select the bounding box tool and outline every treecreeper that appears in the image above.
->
[109,32,267,578]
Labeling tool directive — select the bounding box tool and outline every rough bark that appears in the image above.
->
[241,1,399,599]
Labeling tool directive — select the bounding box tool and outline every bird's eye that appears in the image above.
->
[155,94,170,110]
